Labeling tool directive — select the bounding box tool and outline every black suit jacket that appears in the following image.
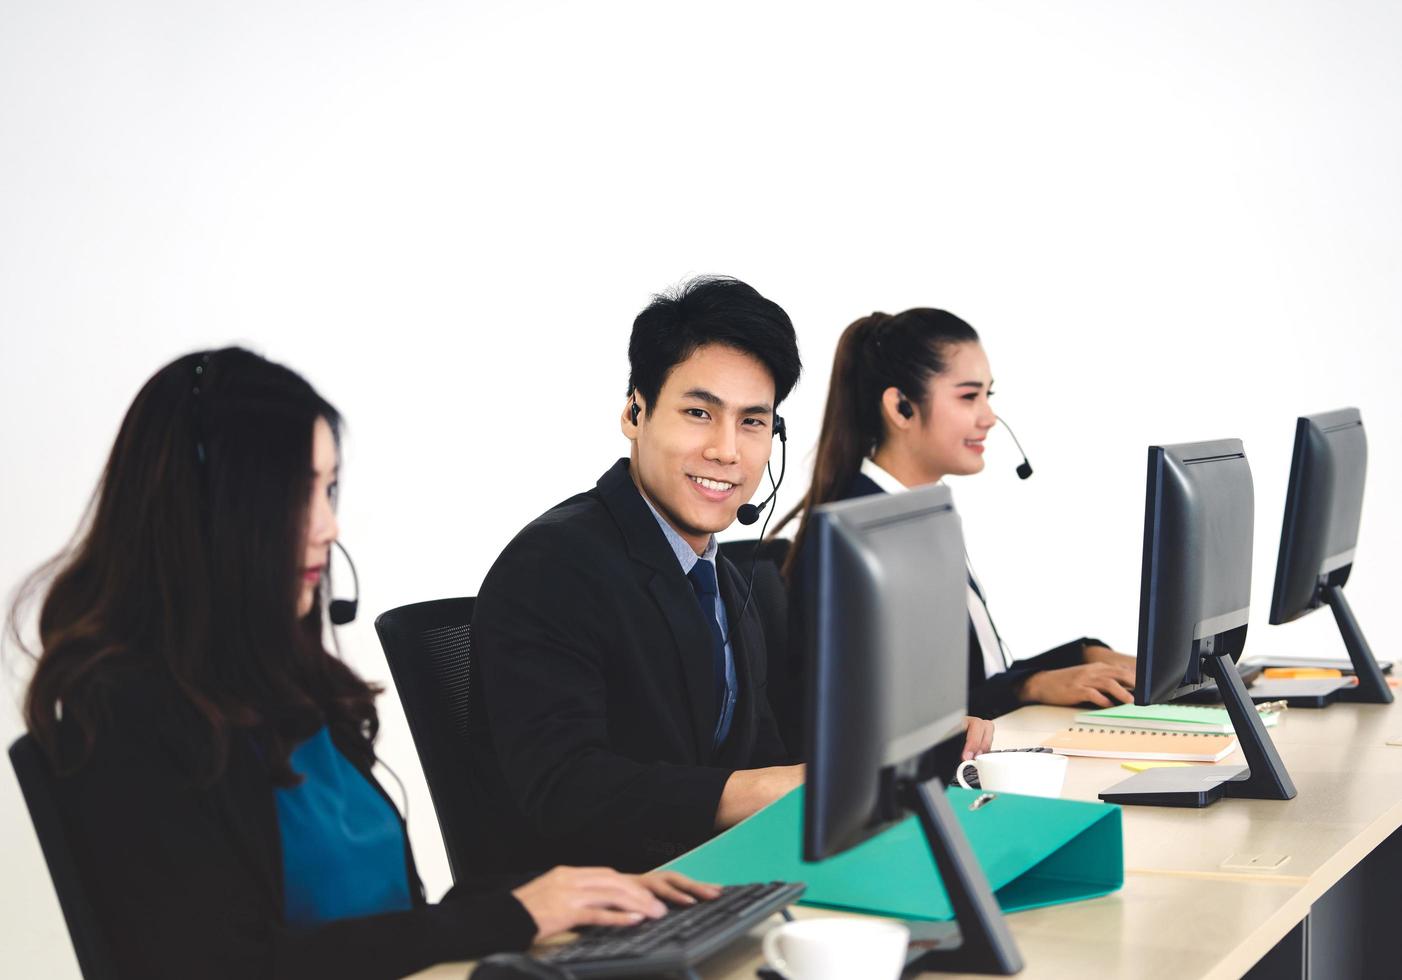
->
[469,459,792,874]
[777,473,1102,748]
[47,667,535,980]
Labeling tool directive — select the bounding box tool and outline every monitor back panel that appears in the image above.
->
[804,483,968,859]
[1137,439,1255,704]
[1270,408,1366,625]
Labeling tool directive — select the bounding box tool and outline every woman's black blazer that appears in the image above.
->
[47,667,535,980]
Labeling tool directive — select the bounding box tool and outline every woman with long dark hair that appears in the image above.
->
[14,348,714,980]
[772,311,1136,747]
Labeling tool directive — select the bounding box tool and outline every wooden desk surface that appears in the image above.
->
[990,700,1402,752]
[410,876,1307,980]
[414,695,1402,980]
[992,702,1402,892]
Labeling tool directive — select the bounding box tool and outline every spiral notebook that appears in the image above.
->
[1042,726,1238,762]
[1073,703,1281,734]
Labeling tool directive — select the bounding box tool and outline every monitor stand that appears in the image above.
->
[1099,651,1298,807]
[895,775,1023,975]
[1244,676,1353,709]
[1325,584,1393,704]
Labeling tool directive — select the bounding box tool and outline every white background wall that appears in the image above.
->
[3,2,1399,974]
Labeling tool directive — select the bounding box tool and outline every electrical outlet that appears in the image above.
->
[1220,853,1290,871]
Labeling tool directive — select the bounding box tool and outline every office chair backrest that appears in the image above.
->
[9,734,119,980]
[374,597,481,883]
[717,538,804,759]
[718,537,792,576]
[718,539,791,652]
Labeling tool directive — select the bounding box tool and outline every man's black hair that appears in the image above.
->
[627,275,802,416]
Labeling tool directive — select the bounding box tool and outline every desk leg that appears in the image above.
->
[1245,918,1307,980]
[1310,822,1402,979]
[1357,823,1402,978]
[1250,825,1402,980]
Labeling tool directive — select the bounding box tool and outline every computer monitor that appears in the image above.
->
[1100,440,1297,808]
[801,484,1022,975]
[1267,408,1390,703]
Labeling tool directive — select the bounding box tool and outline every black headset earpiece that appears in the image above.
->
[897,395,914,420]
[629,399,641,426]
[190,351,212,465]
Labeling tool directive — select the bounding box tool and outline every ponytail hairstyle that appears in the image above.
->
[772,308,979,581]
[12,347,379,786]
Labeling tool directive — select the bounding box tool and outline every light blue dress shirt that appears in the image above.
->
[640,496,738,747]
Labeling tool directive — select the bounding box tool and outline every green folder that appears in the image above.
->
[664,786,1122,921]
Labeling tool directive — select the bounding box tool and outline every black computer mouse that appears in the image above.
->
[469,953,572,979]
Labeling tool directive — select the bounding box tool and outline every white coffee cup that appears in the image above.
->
[955,751,1068,798]
[761,917,909,980]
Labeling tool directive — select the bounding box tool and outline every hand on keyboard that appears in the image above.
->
[539,881,806,975]
[511,867,719,942]
[637,870,724,908]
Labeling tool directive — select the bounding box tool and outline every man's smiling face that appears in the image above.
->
[623,343,777,553]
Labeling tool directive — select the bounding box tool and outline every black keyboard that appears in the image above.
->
[535,880,805,977]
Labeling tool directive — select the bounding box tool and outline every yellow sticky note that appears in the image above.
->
[1121,760,1193,773]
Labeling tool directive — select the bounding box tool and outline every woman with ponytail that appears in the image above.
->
[771,310,1135,750]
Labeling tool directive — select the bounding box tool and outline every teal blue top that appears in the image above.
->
[274,726,413,928]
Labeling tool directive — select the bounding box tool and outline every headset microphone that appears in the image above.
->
[996,415,1034,480]
[736,493,772,526]
[735,503,763,526]
[720,414,787,653]
[736,415,787,525]
[328,540,360,625]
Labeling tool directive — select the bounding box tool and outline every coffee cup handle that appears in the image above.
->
[762,927,793,979]
[955,760,979,789]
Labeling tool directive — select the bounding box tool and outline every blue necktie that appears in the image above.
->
[687,560,728,732]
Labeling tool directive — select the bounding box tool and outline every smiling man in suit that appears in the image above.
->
[467,276,808,873]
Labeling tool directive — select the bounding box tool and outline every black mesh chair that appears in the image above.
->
[373,597,482,883]
[717,538,804,759]
[9,734,118,980]
[718,538,792,673]
[718,537,792,578]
